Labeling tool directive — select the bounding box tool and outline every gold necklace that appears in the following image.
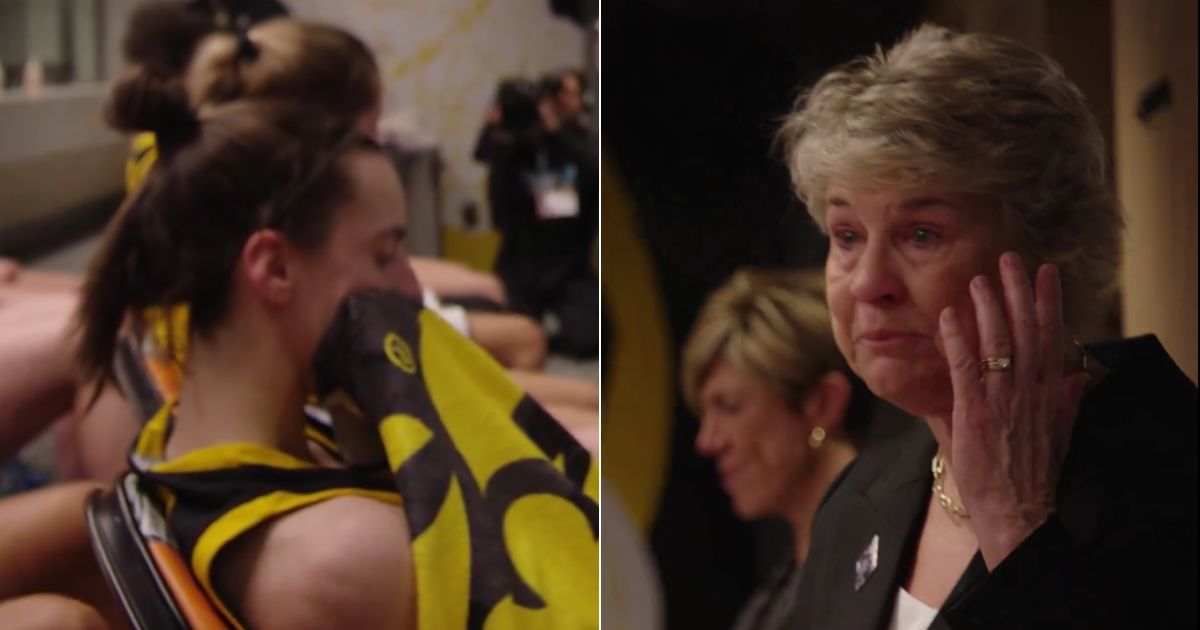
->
[931,453,970,519]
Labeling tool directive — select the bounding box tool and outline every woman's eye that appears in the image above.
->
[832,228,861,249]
[908,227,943,248]
[374,252,397,269]
[374,241,401,269]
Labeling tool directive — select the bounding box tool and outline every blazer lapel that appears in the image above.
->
[835,429,937,630]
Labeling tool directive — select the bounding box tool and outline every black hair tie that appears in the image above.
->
[235,30,259,62]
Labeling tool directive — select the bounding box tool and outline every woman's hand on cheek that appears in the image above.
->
[938,252,1089,570]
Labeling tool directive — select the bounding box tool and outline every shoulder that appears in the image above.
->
[1085,335,1196,409]
[215,495,415,630]
[1075,335,1197,459]
[1053,336,1196,546]
[832,420,933,499]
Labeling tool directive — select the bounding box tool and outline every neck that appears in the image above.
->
[783,440,857,566]
[921,412,969,522]
[169,315,310,462]
[922,412,953,463]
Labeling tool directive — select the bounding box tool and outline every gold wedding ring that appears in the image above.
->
[980,356,1013,372]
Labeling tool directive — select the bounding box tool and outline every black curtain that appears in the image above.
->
[603,1,929,627]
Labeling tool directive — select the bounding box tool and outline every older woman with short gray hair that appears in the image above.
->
[777,23,1195,629]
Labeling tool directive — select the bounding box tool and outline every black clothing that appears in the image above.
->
[791,334,1198,629]
[731,557,802,630]
[185,0,288,30]
[483,117,598,357]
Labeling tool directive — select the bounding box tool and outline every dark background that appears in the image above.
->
[603,1,929,627]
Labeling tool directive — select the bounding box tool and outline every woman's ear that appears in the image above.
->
[803,371,852,435]
[241,229,293,305]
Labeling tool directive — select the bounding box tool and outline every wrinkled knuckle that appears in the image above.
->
[985,333,1012,350]
[951,352,978,373]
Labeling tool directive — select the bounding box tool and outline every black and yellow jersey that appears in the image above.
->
[123,132,598,629]
[126,132,158,195]
[129,404,400,630]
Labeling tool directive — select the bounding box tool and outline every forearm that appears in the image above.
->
[943,515,1197,629]
[0,296,80,461]
[410,257,505,305]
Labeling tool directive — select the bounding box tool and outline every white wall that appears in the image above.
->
[0,0,135,231]
[285,0,586,227]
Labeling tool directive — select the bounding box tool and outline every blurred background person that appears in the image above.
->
[474,69,599,360]
[544,68,591,131]
[681,268,878,629]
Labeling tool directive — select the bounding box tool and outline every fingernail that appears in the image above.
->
[971,275,987,291]
[941,306,957,332]
[1044,263,1059,282]
[1003,251,1023,271]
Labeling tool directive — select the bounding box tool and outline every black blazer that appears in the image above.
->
[790,335,1198,629]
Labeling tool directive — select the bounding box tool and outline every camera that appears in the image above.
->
[495,78,541,133]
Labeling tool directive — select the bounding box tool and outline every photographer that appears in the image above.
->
[476,73,598,357]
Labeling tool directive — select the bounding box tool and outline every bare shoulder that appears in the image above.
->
[214,495,416,630]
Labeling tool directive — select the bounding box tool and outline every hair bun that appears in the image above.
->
[105,69,199,150]
[122,1,214,77]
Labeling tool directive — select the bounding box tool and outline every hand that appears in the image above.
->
[938,251,1090,569]
[538,99,561,132]
[0,257,19,284]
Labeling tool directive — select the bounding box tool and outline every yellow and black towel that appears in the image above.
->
[314,290,599,630]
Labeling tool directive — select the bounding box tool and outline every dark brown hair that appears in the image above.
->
[121,1,216,79]
[106,9,380,136]
[187,18,381,123]
[79,92,377,387]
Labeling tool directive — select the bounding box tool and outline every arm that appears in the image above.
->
[943,437,1197,629]
[472,119,503,164]
[937,256,1198,628]
[0,291,80,462]
[544,123,597,175]
[409,256,506,305]
[216,496,416,630]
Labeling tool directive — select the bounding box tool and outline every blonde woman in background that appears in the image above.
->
[682,268,887,630]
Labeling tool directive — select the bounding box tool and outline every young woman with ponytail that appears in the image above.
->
[5,88,423,627]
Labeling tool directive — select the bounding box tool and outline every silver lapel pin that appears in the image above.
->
[854,534,879,591]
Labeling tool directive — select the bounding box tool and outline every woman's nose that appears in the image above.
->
[850,241,907,305]
[694,417,724,457]
[388,257,423,301]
